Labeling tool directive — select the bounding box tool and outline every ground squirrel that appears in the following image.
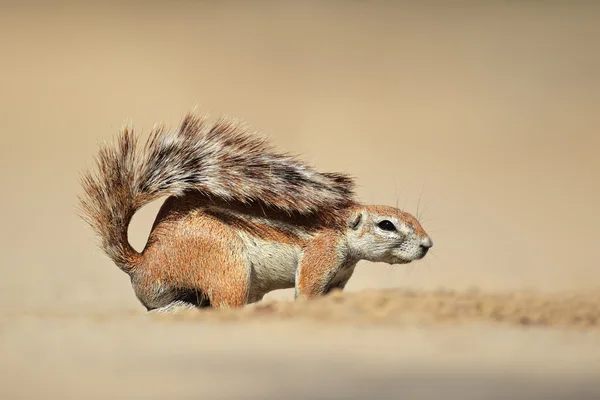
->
[78,112,433,312]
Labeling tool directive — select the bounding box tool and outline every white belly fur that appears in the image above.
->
[238,232,302,300]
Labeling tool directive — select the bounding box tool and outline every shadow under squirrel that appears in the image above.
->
[78,112,433,312]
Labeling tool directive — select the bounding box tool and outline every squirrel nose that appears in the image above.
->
[420,237,433,249]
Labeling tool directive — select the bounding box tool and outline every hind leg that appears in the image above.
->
[203,254,250,308]
[133,257,250,311]
[136,212,252,310]
[133,258,250,311]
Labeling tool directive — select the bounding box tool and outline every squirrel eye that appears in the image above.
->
[377,220,396,231]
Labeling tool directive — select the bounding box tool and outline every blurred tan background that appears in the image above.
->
[1,0,598,312]
[1,1,600,399]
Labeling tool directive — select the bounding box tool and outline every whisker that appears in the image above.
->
[428,249,441,261]
[404,263,415,278]
[416,185,424,220]
[425,258,432,273]
[419,198,433,221]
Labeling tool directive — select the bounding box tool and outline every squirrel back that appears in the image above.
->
[77,112,356,273]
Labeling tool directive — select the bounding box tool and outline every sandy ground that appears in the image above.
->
[2,290,600,399]
[1,1,600,399]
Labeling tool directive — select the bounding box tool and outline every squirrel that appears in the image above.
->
[78,111,433,312]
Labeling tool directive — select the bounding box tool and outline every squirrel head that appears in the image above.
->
[345,205,432,265]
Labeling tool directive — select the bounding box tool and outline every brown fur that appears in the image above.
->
[134,209,250,309]
[296,231,346,299]
[78,111,431,311]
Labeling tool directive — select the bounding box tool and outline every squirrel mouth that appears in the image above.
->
[417,248,429,259]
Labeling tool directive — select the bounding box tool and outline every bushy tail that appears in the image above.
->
[77,112,356,273]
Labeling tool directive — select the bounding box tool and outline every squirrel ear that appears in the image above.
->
[348,211,363,230]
